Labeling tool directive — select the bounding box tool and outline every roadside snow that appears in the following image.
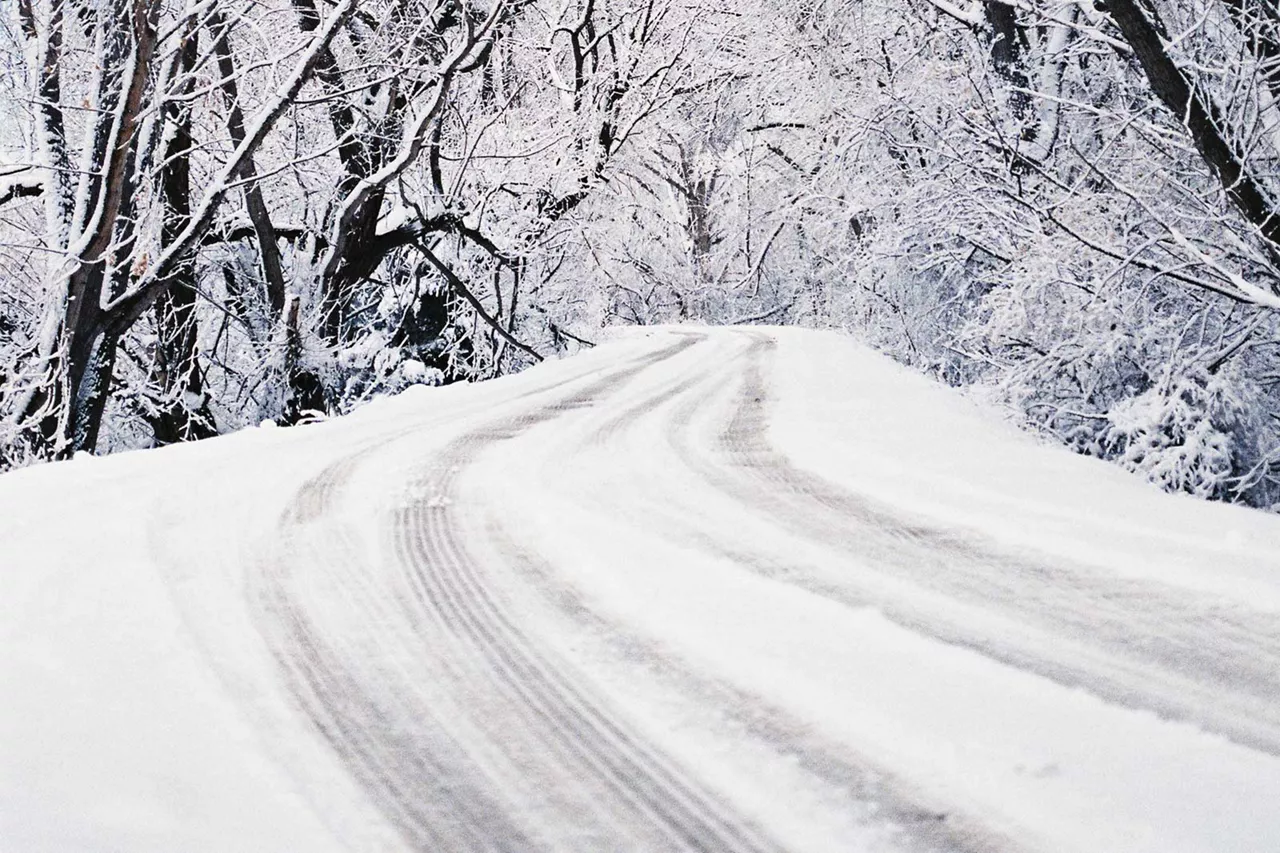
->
[2,326,1278,853]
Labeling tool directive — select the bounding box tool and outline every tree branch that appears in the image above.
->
[0,178,42,208]
[416,242,544,362]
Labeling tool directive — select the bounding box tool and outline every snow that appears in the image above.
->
[2,326,1279,852]
[767,327,1280,608]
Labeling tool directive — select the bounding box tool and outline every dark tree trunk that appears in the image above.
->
[209,11,287,318]
[1107,0,1280,267]
[281,295,326,424]
[292,0,380,347]
[18,0,72,236]
[151,25,216,446]
[984,1,1032,118]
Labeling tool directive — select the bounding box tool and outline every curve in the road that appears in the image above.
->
[257,334,784,852]
[242,327,1280,852]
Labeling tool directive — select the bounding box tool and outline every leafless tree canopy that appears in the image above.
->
[4,0,1280,506]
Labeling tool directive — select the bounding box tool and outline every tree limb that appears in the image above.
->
[416,242,544,362]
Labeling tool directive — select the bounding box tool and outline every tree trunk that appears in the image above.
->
[25,0,161,456]
[984,1,1031,119]
[292,0,379,346]
[151,24,216,446]
[1107,0,1280,267]
[281,294,326,424]
[209,10,287,318]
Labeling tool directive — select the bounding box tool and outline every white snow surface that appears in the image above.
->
[2,326,1279,853]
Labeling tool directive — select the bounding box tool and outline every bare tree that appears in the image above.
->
[2,0,356,460]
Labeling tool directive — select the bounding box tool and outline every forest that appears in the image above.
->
[3,0,1280,509]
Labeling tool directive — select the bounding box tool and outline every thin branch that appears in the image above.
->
[416,242,544,362]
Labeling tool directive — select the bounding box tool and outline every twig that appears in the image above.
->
[416,243,544,363]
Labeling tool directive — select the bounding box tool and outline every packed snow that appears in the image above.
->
[2,326,1279,853]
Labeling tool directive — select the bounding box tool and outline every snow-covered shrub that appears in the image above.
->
[335,337,447,414]
[1101,363,1266,503]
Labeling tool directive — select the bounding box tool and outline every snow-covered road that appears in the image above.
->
[4,327,1280,853]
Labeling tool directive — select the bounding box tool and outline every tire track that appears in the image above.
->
[265,444,529,852]
[464,333,1018,853]
[176,326,1280,853]
[475,524,1018,853]
[463,327,1280,846]
[388,334,780,852]
[662,331,1280,759]
[256,333,783,851]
